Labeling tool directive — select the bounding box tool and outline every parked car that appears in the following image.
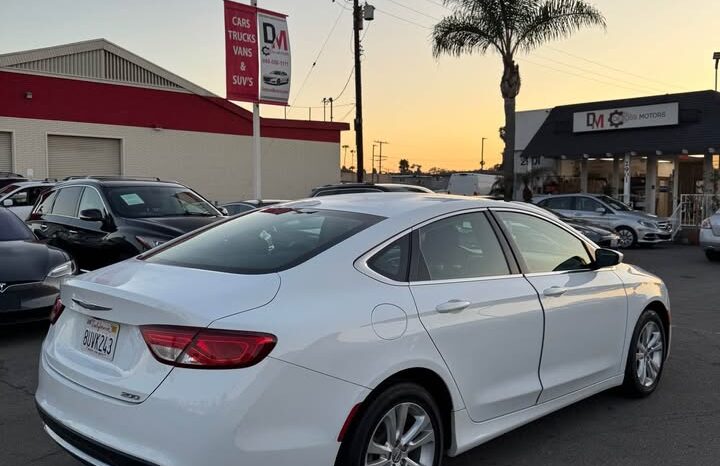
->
[26,176,224,271]
[0,171,28,190]
[220,199,289,216]
[36,194,670,466]
[0,180,55,220]
[262,70,289,86]
[0,207,75,324]
[311,182,434,197]
[447,173,496,196]
[699,212,720,261]
[534,193,671,248]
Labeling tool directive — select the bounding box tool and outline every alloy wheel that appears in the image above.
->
[617,229,635,248]
[635,321,664,387]
[365,402,436,466]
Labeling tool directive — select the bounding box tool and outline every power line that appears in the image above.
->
[520,57,661,94]
[421,0,451,10]
[374,6,432,29]
[339,104,356,121]
[544,45,688,91]
[532,53,667,94]
[382,0,441,21]
[291,6,346,106]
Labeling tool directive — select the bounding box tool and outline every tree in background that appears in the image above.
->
[432,0,605,201]
[399,159,411,174]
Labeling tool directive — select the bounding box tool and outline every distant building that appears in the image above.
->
[0,39,348,202]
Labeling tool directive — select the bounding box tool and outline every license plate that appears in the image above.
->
[81,318,120,361]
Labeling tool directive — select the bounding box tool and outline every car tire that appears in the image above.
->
[705,250,720,261]
[621,309,667,398]
[616,226,637,249]
[337,382,444,466]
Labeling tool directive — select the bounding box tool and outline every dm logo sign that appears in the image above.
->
[573,103,679,133]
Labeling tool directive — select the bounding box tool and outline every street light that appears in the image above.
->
[714,52,720,91]
[480,137,487,170]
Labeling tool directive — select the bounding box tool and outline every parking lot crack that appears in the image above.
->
[0,377,35,398]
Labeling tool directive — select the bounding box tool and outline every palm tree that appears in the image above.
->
[432,0,605,201]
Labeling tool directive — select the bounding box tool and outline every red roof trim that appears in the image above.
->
[0,70,347,143]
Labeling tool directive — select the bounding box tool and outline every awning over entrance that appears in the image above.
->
[522,91,720,158]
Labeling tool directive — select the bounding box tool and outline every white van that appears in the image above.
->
[447,173,496,196]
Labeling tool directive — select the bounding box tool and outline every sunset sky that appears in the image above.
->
[1,0,719,171]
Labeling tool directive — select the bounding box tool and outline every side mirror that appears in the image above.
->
[594,248,623,268]
[2,199,13,207]
[79,208,104,222]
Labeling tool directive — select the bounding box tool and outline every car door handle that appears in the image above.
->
[543,286,568,297]
[68,230,78,235]
[435,300,471,313]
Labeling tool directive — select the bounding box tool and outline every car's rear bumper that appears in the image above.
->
[36,349,368,466]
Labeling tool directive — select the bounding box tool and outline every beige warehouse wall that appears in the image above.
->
[0,116,340,203]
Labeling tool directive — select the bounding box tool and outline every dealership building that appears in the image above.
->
[515,91,720,223]
[0,39,348,202]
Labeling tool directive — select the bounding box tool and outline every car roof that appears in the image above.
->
[2,180,55,188]
[223,199,289,205]
[55,179,184,188]
[284,193,549,219]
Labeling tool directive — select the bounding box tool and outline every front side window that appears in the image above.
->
[598,195,629,211]
[8,188,31,206]
[496,212,593,273]
[145,208,383,274]
[104,186,219,218]
[368,234,411,282]
[414,212,509,281]
[51,187,83,217]
[78,188,107,216]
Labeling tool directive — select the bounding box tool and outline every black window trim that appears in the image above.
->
[488,207,600,277]
[355,207,523,286]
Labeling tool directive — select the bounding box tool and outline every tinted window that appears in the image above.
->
[540,197,573,210]
[576,197,604,212]
[51,187,83,217]
[598,195,629,211]
[0,184,20,196]
[33,189,57,216]
[145,208,383,274]
[497,212,593,273]
[104,186,219,218]
[224,203,255,215]
[368,235,411,282]
[415,212,509,281]
[79,188,106,216]
[0,208,34,241]
[314,188,382,197]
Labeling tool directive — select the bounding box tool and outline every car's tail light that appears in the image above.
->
[140,325,276,369]
[50,297,65,324]
[700,218,712,229]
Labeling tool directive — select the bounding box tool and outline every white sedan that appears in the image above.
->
[36,194,670,466]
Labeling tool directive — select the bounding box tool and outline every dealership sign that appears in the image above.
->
[573,102,679,133]
[224,1,291,105]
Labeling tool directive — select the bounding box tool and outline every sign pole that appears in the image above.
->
[251,0,261,200]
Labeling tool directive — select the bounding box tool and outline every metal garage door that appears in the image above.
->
[0,132,12,172]
[47,135,121,180]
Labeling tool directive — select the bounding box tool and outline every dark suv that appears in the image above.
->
[27,177,224,271]
[0,172,28,190]
[310,183,433,197]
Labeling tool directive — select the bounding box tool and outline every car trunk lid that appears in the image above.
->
[43,259,280,402]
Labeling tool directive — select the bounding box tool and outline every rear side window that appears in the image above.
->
[51,187,83,217]
[539,197,573,210]
[368,235,411,282]
[145,208,384,274]
[224,203,255,215]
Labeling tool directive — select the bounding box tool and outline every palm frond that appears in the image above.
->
[432,12,502,57]
[513,0,606,54]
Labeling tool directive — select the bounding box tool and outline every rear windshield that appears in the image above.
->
[144,208,383,274]
[0,208,34,241]
[104,186,219,218]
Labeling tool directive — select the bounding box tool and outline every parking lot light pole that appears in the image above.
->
[714,52,720,91]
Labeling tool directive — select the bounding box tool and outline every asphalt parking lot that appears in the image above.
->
[2,244,719,466]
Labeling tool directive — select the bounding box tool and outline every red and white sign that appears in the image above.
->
[224,1,290,105]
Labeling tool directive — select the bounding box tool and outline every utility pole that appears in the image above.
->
[371,144,377,183]
[480,137,487,171]
[374,140,388,182]
[353,0,365,182]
